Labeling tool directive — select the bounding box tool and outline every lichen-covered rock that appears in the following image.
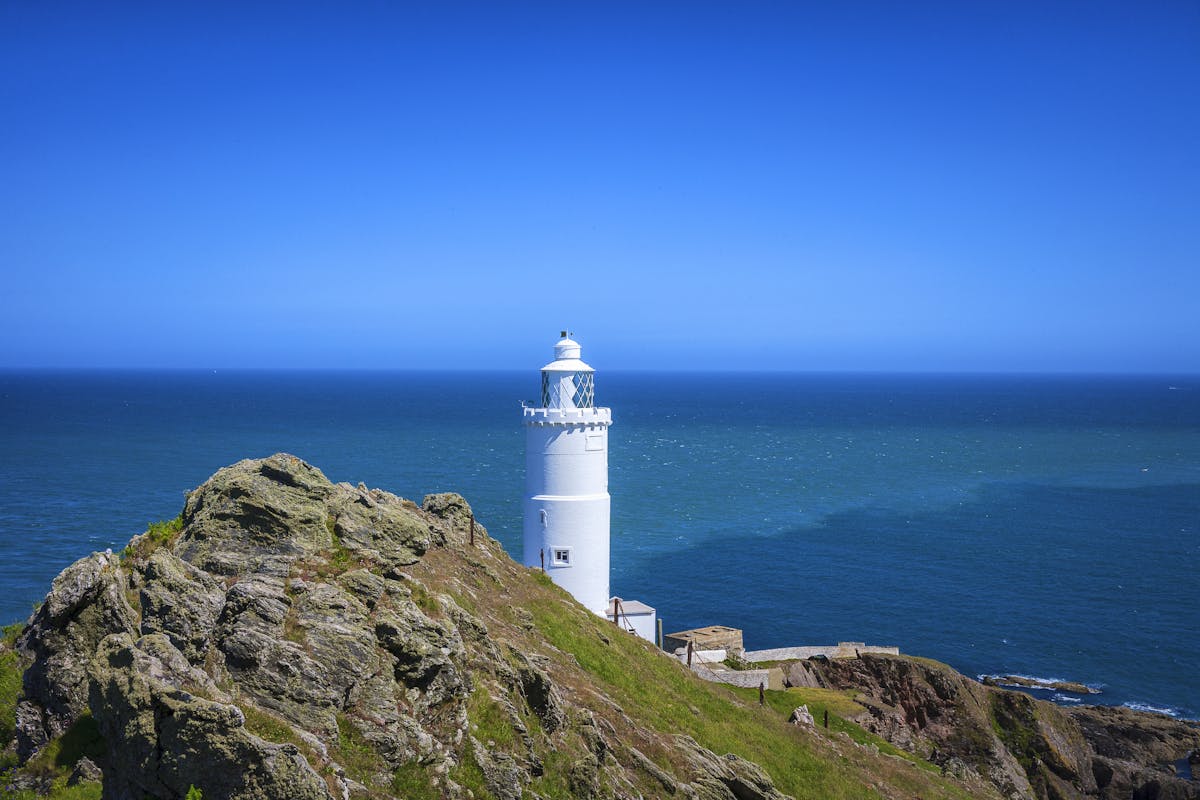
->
[88,633,332,800]
[17,550,136,757]
[374,594,467,706]
[176,454,334,575]
[138,549,225,664]
[422,492,473,525]
[511,649,566,734]
[470,735,524,800]
[677,734,790,800]
[217,575,340,737]
[329,482,429,567]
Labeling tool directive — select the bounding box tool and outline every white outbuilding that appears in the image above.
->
[522,332,656,641]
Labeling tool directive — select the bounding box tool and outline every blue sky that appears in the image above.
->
[2,2,1197,371]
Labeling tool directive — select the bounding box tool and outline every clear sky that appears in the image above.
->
[2,2,1197,371]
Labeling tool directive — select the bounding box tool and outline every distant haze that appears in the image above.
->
[1,3,1197,372]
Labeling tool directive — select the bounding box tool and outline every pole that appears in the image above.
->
[540,548,544,572]
[469,513,475,546]
[758,682,765,706]
[687,640,693,668]
[823,710,829,729]
[657,618,664,650]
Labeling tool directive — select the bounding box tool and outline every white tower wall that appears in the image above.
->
[523,335,612,616]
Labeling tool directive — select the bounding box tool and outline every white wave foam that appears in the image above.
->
[1123,702,1181,718]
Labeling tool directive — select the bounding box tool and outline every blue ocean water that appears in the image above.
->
[1,371,1197,718]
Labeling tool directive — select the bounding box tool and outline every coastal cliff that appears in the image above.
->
[0,454,1194,800]
[786,652,1200,799]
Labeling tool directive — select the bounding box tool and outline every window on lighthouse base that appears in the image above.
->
[552,548,572,566]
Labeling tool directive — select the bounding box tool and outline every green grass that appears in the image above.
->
[390,761,439,799]
[731,686,938,772]
[242,704,305,749]
[525,592,977,800]
[333,713,386,786]
[527,594,874,799]
[121,515,184,561]
[524,749,576,799]
[3,782,103,800]
[5,712,106,799]
[467,688,517,748]
[23,712,106,777]
[0,628,21,775]
[408,581,438,614]
[448,736,494,800]
[1,649,22,753]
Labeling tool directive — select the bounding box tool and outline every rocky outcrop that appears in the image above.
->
[4,454,810,800]
[16,550,136,758]
[787,652,1200,800]
[7,452,1189,800]
[88,632,332,800]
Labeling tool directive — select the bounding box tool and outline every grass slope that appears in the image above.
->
[417,544,997,800]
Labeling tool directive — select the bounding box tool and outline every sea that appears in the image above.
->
[1,370,1197,719]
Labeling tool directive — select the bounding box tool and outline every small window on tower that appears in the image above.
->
[552,548,571,566]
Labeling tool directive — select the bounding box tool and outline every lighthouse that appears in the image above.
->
[523,332,657,641]
[523,332,612,614]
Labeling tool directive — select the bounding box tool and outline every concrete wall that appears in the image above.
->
[742,642,899,663]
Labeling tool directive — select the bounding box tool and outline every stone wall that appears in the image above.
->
[693,668,777,689]
[742,642,899,663]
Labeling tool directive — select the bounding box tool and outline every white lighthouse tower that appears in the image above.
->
[523,332,612,614]
[522,332,657,641]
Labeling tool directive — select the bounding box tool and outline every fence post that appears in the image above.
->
[540,549,544,572]
[687,640,693,668]
[657,618,664,650]
[759,682,765,706]
[469,513,474,546]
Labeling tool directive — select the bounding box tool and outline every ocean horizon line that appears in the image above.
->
[1,366,1198,379]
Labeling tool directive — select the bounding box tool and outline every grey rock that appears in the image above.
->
[139,548,225,664]
[470,735,523,800]
[336,569,386,609]
[88,632,333,800]
[511,649,566,734]
[789,704,815,726]
[375,596,467,707]
[676,734,790,800]
[176,454,334,576]
[330,483,430,568]
[17,551,136,757]
[67,755,102,785]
